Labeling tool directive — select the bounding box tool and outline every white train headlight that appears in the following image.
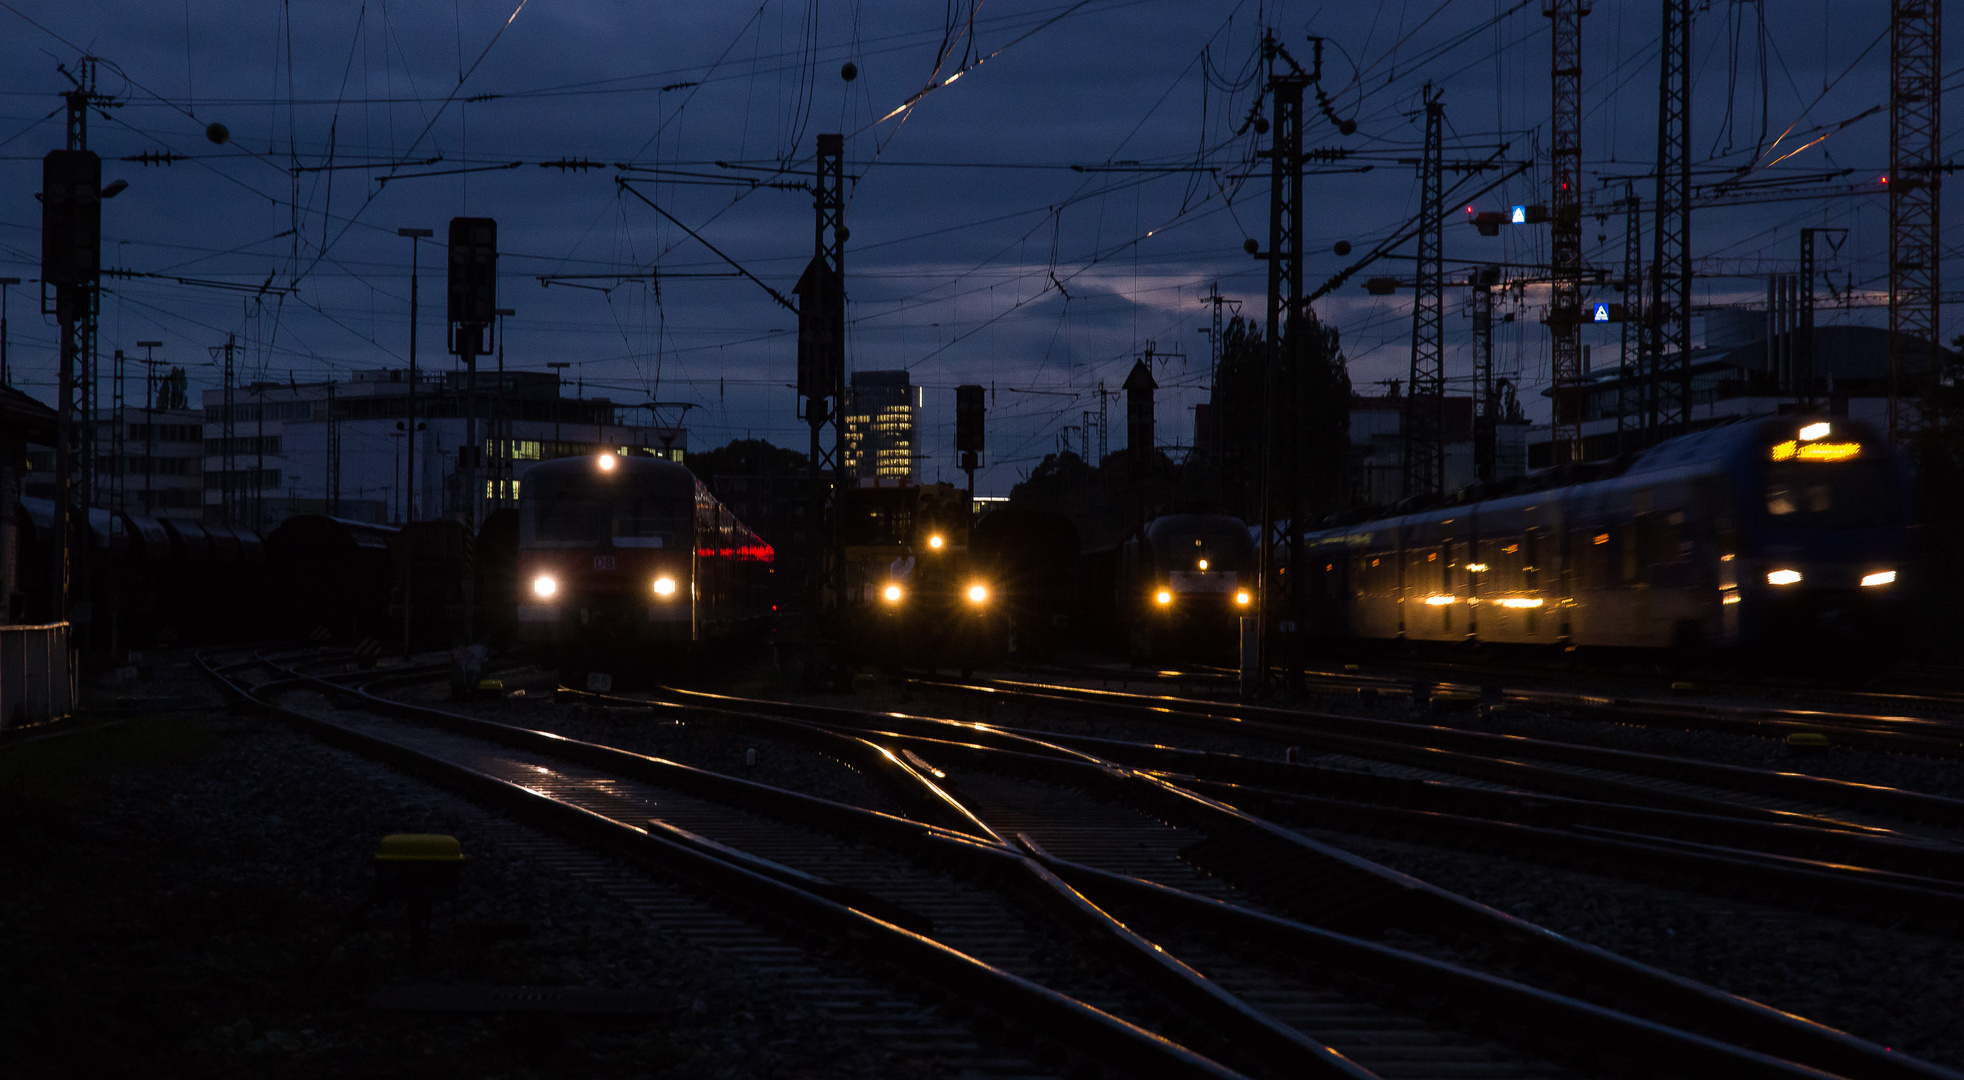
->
[596,453,617,472]
[1235,590,1251,606]
[532,573,558,598]
[1861,570,1896,588]
[928,534,945,551]
[652,576,677,597]
[1155,589,1172,605]
[966,583,989,605]
[883,584,903,603]
[1767,569,1802,586]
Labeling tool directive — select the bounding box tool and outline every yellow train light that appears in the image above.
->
[883,584,904,603]
[1234,590,1250,605]
[966,583,989,605]
[928,534,945,550]
[1861,570,1896,587]
[1155,589,1172,605]
[1767,569,1802,586]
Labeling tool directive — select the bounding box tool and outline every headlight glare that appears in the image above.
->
[1155,589,1172,605]
[966,583,988,604]
[1861,570,1896,587]
[883,584,903,603]
[532,574,557,598]
[1767,569,1802,586]
[652,576,677,597]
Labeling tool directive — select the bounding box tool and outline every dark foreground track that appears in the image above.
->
[567,680,1959,1080]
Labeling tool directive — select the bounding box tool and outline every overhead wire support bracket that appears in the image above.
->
[615,178,797,313]
[1310,160,1531,302]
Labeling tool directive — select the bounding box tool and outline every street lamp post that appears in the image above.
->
[547,361,571,457]
[136,340,161,515]
[0,278,19,386]
[493,308,514,505]
[397,227,433,521]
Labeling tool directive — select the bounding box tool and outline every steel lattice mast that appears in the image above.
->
[1616,182,1643,449]
[1402,86,1446,496]
[1888,0,1942,444]
[1255,31,1308,687]
[1648,0,1693,438]
[1546,1,1586,464]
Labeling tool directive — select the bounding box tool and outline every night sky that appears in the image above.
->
[0,1,1950,494]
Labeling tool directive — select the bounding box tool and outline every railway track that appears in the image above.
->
[206,647,1223,1080]
[935,674,1964,830]
[202,643,1961,1079]
[886,676,1964,933]
[561,680,1958,1080]
[1048,658,1964,758]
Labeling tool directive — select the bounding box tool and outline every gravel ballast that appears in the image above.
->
[0,660,959,1079]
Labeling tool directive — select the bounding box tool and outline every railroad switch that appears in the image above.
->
[375,833,466,964]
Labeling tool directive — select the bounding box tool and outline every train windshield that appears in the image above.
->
[525,494,610,547]
[612,497,690,548]
[1763,460,1898,529]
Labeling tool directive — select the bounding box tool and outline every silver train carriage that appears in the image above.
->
[1295,416,1911,653]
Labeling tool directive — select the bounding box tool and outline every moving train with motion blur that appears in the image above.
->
[1293,415,1912,658]
[514,452,775,676]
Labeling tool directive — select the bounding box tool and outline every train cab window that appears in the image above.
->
[1764,460,1894,527]
[614,496,690,548]
[524,494,607,547]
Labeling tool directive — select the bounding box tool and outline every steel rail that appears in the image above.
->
[195,649,1257,1080]
[936,676,1964,827]
[604,682,1959,1080]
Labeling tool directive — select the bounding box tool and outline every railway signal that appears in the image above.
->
[955,383,985,506]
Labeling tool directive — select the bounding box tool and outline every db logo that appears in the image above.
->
[594,555,617,571]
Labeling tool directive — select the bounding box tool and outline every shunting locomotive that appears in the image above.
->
[1296,416,1911,656]
[515,453,774,673]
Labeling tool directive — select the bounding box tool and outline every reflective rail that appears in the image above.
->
[0,623,73,731]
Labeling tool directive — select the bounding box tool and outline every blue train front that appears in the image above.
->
[1297,416,1911,655]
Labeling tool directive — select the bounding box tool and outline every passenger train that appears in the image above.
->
[1295,416,1911,656]
[515,453,774,672]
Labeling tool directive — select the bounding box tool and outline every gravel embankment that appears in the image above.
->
[1301,827,1964,1071]
[0,658,954,1080]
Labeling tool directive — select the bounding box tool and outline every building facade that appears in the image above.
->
[1527,320,1953,467]
[193,369,683,531]
[843,370,921,482]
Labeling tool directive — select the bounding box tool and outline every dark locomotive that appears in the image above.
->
[1112,513,1255,662]
[1296,416,1911,657]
